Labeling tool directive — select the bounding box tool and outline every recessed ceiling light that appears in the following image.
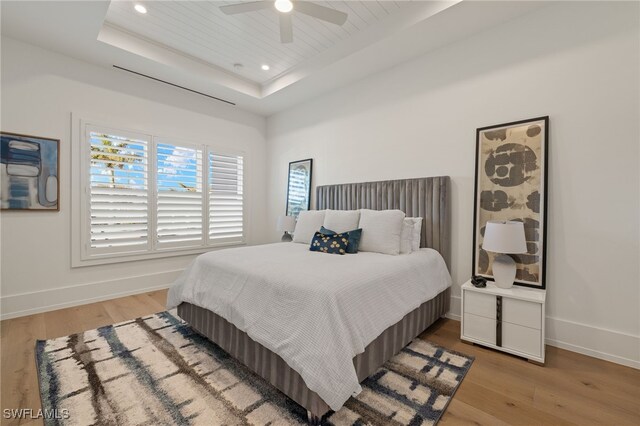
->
[261,64,270,71]
[134,4,147,14]
[274,0,293,13]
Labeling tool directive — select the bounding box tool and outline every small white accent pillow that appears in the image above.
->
[293,210,326,244]
[408,217,423,251]
[412,218,423,250]
[358,209,406,255]
[399,219,414,254]
[323,210,360,234]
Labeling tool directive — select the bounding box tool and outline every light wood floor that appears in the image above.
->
[1,289,638,426]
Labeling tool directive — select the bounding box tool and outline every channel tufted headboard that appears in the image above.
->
[316,176,451,270]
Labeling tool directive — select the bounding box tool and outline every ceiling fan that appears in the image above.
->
[220,0,348,43]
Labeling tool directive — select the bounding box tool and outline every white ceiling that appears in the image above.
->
[1,1,548,116]
[105,1,411,84]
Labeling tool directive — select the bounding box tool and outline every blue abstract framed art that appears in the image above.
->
[1,131,60,211]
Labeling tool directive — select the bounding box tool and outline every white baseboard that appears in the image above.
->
[545,316,639,369]
[446,295,461,320]
[445,312,461,321]
[0,269,183,320]
[446,295,639,369]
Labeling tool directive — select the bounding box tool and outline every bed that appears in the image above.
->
[168,176,451,420]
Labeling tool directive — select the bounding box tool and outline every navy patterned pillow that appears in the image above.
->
[320,226,363,254]
[310,231,349,255]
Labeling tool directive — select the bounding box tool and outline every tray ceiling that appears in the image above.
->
[104,1,412,84]
[1,1,548,115]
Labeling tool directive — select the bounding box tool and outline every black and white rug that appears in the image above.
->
[36,311,473,425]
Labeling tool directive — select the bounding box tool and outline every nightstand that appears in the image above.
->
[460,279,546,364]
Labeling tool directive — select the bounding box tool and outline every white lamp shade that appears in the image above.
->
[277,215,296,232]
[482,221,527,254]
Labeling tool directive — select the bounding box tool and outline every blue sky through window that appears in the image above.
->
[157,143,201,192]
[90,134,147,189]
[89,136,202,192]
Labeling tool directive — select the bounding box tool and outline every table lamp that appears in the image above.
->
[277,215,296,242]
[482,220,527,288]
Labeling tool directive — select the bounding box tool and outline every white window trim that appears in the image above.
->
[71,115,248,268]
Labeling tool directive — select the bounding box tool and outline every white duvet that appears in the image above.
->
[167,242,451,411]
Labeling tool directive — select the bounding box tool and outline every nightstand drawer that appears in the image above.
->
[464,291,496,319]
[463,312,496,344]
[502,322,542,357]
[503,297,542,330]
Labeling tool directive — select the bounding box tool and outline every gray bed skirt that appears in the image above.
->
[177,287,450,417]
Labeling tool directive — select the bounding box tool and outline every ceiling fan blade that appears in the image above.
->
[294,1,347,26]
[279,13,293,43]
[220,1,271,15]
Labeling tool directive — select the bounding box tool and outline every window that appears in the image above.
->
[78,122,245,263]
[88,128,150,254]
[156,142,204,248]
[209,153,244,243]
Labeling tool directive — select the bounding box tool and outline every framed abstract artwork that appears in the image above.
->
[286,158,313,218]
[472,117,549,289]
[1,131,60,211]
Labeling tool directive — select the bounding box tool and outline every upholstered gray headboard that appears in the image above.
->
[316,176,451,270]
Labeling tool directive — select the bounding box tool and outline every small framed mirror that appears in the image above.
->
[286,158,313,217]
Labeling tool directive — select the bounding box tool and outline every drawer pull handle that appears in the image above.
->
[496,296,502,347]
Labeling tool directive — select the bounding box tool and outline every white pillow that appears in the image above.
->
[358,209,406,255]
[408,217,423,251]
[400,219,414,254]
[323,210,360,233]
[293,210,326,244]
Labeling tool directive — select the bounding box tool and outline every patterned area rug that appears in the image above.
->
[36,312,473,425]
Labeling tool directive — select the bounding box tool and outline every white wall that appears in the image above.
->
[267,2,640,368]
[0,38,269,319]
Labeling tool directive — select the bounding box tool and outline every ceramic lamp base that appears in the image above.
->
[493,254,516,289]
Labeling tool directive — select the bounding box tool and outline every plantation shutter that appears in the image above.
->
[80,121,248,263]
[209,153,244,243]
[156,142,204,247]
[88,129,149,253]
